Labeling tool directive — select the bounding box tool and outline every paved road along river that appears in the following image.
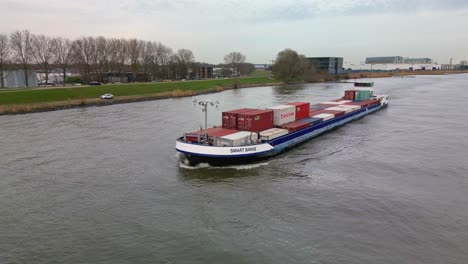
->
[1,74,467,263]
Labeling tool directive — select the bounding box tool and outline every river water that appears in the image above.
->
[1,74,468,264]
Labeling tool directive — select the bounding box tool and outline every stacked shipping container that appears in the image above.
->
[237,109,274,132]
[338,105,361,111]
[198,88,380,145]
[288,102,310,120]
[280,120,311,132]
[267,105,296,125]
[309,109,346,117]
[344,99,378,108]
[326,106,352,113]
[321,101,343,105]
[316,103,339,109]
[311,113,334,121]
[300,117,323,125]
[222,108,257,130]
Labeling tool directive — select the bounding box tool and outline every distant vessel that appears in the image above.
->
[176,82,389,166]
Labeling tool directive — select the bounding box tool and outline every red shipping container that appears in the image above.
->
[222,108,257,129]
[185,127,238,142]
[344,90,356,101]
[280,120,311,132]
[309,109,345,117]
[237,109,274,132]
[288,102,310,120]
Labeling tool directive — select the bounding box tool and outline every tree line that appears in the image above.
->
[0,30,253,88]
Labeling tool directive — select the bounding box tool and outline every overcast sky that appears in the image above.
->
[1,0,467,65]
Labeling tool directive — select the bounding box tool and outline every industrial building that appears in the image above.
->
[1,70,38,88]
[307,57,344,74]
[365,56,432,64]
[365,56,403,64]
[364,56,434,70]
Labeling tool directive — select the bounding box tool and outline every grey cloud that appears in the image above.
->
[117,0,198,15]
[340,0,468,15]
[248,0,468,23]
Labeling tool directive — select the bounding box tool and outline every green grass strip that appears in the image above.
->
[0,76,278,105]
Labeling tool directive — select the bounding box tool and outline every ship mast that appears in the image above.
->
[193,99,219,142]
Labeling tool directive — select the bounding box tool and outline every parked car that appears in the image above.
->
[89,81,101,86]
[100,93,113,99]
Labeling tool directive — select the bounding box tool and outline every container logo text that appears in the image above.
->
[230,147,257,153]
[280,112,294,119]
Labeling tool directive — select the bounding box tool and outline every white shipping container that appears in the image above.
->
[312,113,334,121]
[218,131,254,147]
[259,128,289,141]
[267,105,296,125]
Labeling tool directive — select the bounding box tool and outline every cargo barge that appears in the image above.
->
[176,83,388,166]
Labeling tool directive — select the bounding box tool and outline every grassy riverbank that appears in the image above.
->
[0,76,280,114]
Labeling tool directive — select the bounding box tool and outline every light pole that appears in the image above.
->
[193,99,219,143]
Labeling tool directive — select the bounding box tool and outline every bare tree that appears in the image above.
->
[116,39,128,81]
[155,43,173,79]
[73,36,96,83]
[106,38,128,82]
[95,36,108,82]
[224,51,246,76]
[0,34,11,88]
[106,38,119,74]
[141,41,155,81]
[10,30,33,87]
[4,31,199,85]
[52,37,73,86]
[173,49,194,79]
[149,42,161,80]
[127,38,142,82]
[32,34,55,84]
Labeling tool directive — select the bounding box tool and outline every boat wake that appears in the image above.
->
[223,162,270,170]
[179,162,211,170]
[179,160,270,170]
